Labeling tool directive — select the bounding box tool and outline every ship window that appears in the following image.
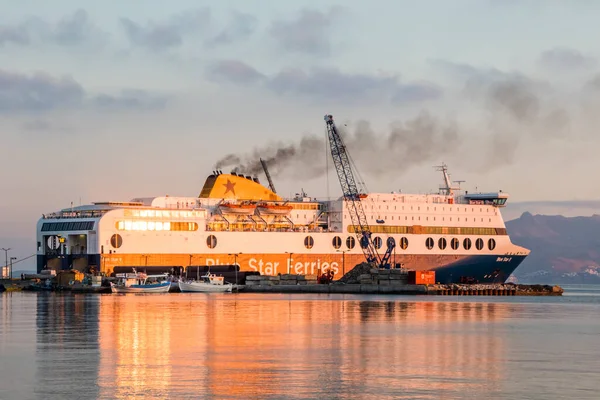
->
[476,238,484,250]
[438,238,447,250]
[451,238,459,250]
[488,238,496,251]
[386,237,395,249]
[463,238,472,250]
[332,236,342,249]
[360,236,369,249]
[207,235,217,249]
[373,237,382,249]
[346,236,355,249]
[399,237,408,250]
[110,234,123,249]
[425,237,434,250]
[304,236,314,249]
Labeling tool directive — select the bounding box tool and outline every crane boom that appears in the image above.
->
[324,114,380,264]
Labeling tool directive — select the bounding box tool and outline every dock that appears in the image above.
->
[242,267,564,296]
[243,279,563,296]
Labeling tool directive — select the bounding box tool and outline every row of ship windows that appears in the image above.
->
[349,225,506,235]
[109,232,496,251]
[41,221,95,231]
[116,221,198,231]
[202,234,496,251]
[359,205,493,212]
[123,210,204,218]
[348,215,495,223]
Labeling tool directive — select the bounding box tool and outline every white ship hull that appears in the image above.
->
[111,282,171,293]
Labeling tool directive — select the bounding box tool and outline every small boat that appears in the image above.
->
[110,271,171,293]
[219,202,257,215]
[178,273,234,293]
[256,202,293,215]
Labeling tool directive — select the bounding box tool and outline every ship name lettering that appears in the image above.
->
[496,257,512,262]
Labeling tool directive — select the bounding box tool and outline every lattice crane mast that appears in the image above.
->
[324,114,395,268]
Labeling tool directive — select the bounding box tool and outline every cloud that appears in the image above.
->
[120,8,210,51]
[207,60,442,104]
[92,89,168,111]
[0,9,104,47]
[512,200,600,209]
[0,25,30,46]
[392,82,443,104]
[538,47,597,71]
[206,11,257,47]
[49,9,100,46]
[267,67,399,100]
[207,60,266,85]
[0,69,167,114]
[269,7,343,56]
[0,70,84,113]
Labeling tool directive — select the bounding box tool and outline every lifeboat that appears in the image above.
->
[256,203,293,215]
[358,194,368,199]
[219,202,257,215]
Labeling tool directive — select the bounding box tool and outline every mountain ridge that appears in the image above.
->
[506,212,600,283]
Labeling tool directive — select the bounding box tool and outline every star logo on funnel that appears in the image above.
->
[223,179,236,196]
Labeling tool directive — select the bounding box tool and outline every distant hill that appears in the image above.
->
[506,212,600,284]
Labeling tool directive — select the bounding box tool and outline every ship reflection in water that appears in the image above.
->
[95,296,508,399]
[3,293,594,399]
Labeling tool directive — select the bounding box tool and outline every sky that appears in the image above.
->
[2,0,600,271]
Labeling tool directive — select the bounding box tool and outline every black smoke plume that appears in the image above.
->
[214,112,461,180]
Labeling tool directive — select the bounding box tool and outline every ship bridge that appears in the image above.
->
[462,191,508,207]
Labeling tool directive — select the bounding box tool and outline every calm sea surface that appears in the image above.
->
[1,285,599,399]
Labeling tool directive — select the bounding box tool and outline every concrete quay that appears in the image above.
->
[242,275,563,296]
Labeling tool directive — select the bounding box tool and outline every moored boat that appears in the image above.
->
[110,272,171,293]
[178,273,233,293]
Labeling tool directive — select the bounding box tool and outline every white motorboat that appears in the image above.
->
[178,273,234,293]
[110,271,171,293]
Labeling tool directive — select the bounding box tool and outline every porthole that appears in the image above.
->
[304,236,314,249]
[463,238,472,250]
[476,238,484,250]
[438,238,447,250]
[373,237,382,249]
[332,236,342,249]
[399,237,408,250]
[110,234,122,249]
[425,237,434,250]
[488,238,496,251]
[386,237,396,249]
[451,238,459,250]
[207,235,217,249]
[346,236,355,249]
[360,236,369,249]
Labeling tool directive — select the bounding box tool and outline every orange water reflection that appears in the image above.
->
[96,294,509,399]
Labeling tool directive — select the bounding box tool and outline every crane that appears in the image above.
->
[324,114,395,269]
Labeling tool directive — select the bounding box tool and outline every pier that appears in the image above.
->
[242,275,563,296]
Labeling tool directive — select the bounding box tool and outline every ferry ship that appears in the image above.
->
[35,165,529,284]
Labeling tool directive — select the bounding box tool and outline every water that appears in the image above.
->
[1,287,599,399]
